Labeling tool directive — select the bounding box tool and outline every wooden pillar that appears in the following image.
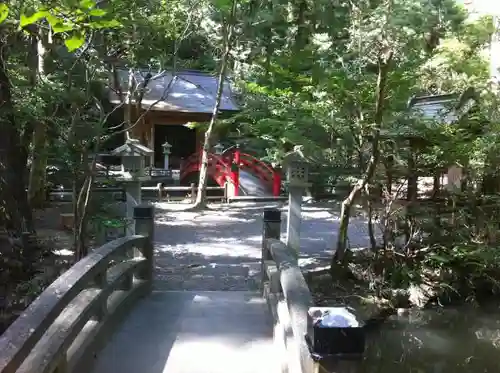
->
[231,145,240,196]
[272,166,282,197]
[196,128,204,153]
[129,107,142,140]
[149,119,155,166]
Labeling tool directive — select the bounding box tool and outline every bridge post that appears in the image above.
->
[134,204,155,289]
[157,182,164,202]
[272,166,282,196]
[261,208,281,292]
[231,144,240,197]
[190,183,196,202]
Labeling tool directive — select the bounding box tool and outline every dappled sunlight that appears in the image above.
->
[159,241,260,259]
[151,201,378,290]
[161,335,277,373]
[53,248,74,257]
[475,327,500,349]
[301,209,334,219]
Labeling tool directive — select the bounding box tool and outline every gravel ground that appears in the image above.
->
[153,201,374,291]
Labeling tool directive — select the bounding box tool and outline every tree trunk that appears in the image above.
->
[75,172,94,261]
[263,0,274,78]
[365,183,377,250]
[333,52,393,267]
[0,33,34,236]
[28,28,49,208]
[193,0,237,208]
[293,0,309,53]
[405,140,418,243]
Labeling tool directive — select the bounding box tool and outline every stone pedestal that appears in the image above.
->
[125,181,141,235]
[286,186,303,258]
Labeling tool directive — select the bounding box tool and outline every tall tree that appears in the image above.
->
[193,0,238,207]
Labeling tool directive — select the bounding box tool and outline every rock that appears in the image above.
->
[353,295,392,321]
[408,283,436,308]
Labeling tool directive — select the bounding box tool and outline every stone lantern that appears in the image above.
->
[162,140,172,170]
[213,142,224,155]
[110,138,154,235]
[111,138,154,180]
[282,146,312,257]
[282,146,312,188]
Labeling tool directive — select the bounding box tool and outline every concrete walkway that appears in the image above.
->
[91,291,278,373]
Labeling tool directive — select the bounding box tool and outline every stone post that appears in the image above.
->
[282,147,311,258]
[286,185,304,259]
[261,208,281,292]
[125,180,141,236]
[190,183,196,202]
[134,204,155,289]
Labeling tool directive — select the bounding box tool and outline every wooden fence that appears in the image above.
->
[48,187,126,202]
[49,184,227,204]
[95,166,173,179]
[152,183,227,202]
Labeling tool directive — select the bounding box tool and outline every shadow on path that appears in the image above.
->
[153,202,374,291]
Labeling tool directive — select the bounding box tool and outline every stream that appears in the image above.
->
[359,303,500,372]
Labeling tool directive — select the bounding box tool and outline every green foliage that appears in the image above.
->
[1,0,499,314]
[0,3,9,23]
[1,1,122,53]
[226,0,494,195]
[64,33,85,52]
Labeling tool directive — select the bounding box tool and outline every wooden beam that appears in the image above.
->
[143,110,212,124]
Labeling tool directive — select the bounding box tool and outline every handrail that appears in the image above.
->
[179,151,232,182]
[222,148,276,183]
[261,209,316,373]
[155,183,228,202]
[95,165,172,179]
[261,209,362,373]
[0,205,155,373]
[240,152,275,177]
[181,149,277,185]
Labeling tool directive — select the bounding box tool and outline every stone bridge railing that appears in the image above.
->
[261,208,365,373]
[0,205,155,373]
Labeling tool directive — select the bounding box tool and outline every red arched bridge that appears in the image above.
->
[179,146,281,197]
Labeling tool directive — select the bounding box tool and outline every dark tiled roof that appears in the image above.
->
[407,87,478,124]
[109,69,239,114]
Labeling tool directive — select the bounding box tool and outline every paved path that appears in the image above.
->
[91,291,279,373]
[90,201,371,373]
[153,201,372,291]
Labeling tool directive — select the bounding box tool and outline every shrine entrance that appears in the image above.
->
[153,124,197,169]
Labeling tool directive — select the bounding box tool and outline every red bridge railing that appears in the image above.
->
[179,147,281,197]
[179,152,232,188]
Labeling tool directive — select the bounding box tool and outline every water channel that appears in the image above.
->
[359,303,500,372]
